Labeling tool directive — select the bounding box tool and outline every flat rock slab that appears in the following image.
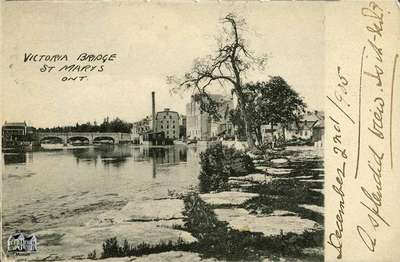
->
[298,179,324,183]
[293,175,315,179]
[253,159,267,164]
[130,251,219,262]
[299,204,324,214]
[78,251,219,262]
[229,173,273,183]
[266,167,292,175]
[311,188,324,194]
[311,168,324,172]
[120,199,185,221]
[214,208,321,236]
[81,258,134,262]
[30,222,197,260]
[199,191,259,206]
[255,166,268,172]
[255,166,292,175]
[228,181,256,188]
[270,158,289,164]
[269,210,297,216]
[88,199,185,225]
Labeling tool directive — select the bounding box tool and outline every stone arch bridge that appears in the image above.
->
[37,132,132,145]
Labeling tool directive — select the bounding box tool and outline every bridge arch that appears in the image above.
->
[93,136,115,144]
[37,132,131,145]
[39,136,64,144]
[67,136,90,144]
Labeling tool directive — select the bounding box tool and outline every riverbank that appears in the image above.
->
[186,144,324,261]
[3,144,323,261]
[90,145,324,261]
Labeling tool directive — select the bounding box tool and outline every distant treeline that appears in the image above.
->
[36,117,133,133]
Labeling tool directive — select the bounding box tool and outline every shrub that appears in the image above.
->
[101,237,120,258]
[99,237,193,258]
[182,192,227,239]
[199,143,254,193]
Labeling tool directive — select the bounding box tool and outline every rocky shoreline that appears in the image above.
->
[9,145,323,261]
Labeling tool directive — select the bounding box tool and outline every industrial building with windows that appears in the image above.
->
[155,108,180,140]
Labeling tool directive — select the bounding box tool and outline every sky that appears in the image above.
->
[2,1,325,128]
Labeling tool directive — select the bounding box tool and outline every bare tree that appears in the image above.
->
[168,13,267,148]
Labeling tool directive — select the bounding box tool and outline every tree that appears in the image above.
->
[36,117,132,133]
[228,89,264,145]
[168,13,267,148]
[240,77,306,145]
[228,108,246,140]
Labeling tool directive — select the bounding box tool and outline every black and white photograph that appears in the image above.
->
[2,1,340,261]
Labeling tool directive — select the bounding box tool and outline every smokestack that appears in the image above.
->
[152,91,156,132]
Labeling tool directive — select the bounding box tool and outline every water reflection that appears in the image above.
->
[3,145,192,168]
[2,145,199,182]
[68,145,188,168]
[139,146,187,165]
[71,146,133,168]
[3,153,27,165]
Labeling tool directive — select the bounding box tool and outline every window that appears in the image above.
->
[161,125,163,129]
[163,116,166,119]
[169,116,172,119]
[167,125,169,128]
[173,125,175,128]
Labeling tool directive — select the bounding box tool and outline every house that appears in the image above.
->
[285,111,324,141]
[7,233,37,253]
[260,123,284,144]
[312,116,325,146]
[2,121,28,137]
[2,121,30,143]
[133,116,153,135]
[132,116,153,144]
[2,121,36,147]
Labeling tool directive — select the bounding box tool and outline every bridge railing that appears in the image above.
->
[37,132,132,136]
[37,132,133,142]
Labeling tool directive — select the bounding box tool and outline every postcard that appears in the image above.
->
[1,0,399,261]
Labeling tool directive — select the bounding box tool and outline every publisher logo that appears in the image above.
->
[7,232,38,254]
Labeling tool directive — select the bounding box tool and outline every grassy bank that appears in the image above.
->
[181,192,323,261]
[94,237,195,259]
[243,179,323,224]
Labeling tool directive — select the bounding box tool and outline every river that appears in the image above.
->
[2,144,203,256]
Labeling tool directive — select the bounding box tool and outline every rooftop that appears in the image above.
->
[3,121,27,127]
